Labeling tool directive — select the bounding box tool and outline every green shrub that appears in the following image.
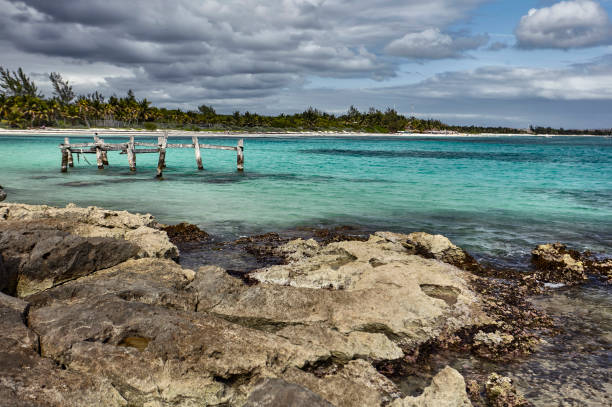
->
[144,122,157,131]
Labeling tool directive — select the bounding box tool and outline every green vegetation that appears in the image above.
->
[0,66,610,135]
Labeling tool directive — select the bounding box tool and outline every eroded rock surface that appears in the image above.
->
[0,222,139,297]
[0,202,178,260]
[244,378,334,407]
[0,204,512,406]
[245,234,491,349]
[0,293,126,407]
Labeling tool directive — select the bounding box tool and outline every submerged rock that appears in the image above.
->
[162,222,209,244]
[531,243,587,285]
[0,186,6,202]
[485,373,529,407]
[531,242,610,285]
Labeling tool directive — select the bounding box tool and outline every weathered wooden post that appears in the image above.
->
[94,135,104,169]
[237,139,244,171]
[61,148,68,172]
[156,135,167,178]
[193,136,203,170]
[127,135,136,171]
[100,138,109,166]
[64,137,74,167]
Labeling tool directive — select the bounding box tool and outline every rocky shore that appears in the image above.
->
[0,203,608,406]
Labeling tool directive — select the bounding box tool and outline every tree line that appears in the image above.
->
[0,66,609,135]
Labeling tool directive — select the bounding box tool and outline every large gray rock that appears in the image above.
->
[237,235,491,349]
[0,293,125,407]
[0,203,178,259]
[0,221,139,297]
[28,295,329,406]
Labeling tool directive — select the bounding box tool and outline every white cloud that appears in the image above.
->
[385,28,488,59]
[515,0,612,49]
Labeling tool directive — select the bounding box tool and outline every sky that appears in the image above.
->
[2,0,612,128]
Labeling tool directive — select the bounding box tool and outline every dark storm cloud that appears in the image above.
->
[1,0,488,102]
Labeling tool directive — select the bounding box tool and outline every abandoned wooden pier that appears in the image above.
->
[59,133,244,176]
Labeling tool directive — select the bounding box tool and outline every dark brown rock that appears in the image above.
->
[485,373,529,407]
[244,378,335,407]
[0,221,139,297]
[531,243,587,285]
[162,222,209,243]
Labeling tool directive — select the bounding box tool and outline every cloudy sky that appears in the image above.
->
[2,0,612,128]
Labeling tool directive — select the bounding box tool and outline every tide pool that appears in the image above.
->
[0,134,610,267]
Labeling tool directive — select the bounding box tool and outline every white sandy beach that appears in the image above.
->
[0,127,592,138]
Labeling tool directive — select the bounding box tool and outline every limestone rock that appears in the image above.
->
[375,231,482,272]
[485,373,529,407]
[275,238,321,262]
[26,258,197,311]
[0,222,139,297]
[276,325,404,362]
[0,203,178,260]
[244,378,334,407]
[531,243,587,285]
[28,295,327,406]
[241,235,490,348]
[390,366,472,407]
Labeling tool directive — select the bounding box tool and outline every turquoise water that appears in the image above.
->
[0,135,610,266]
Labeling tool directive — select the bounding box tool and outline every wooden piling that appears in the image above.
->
[93,135,104,169]
[156,135,167,178]
[193,136,203,170]
[61,149,68,172]
[127,135,136,171]
[100,138,109,165]
[237,139,244,171]
[64,137,74,167]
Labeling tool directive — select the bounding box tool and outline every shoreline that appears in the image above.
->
[0,201,610,406]
[0,127,607,138]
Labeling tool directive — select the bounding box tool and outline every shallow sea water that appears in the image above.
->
[0,134,610,267]
[0,134,611,405]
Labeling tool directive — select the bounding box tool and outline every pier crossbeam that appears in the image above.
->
[59,133,244,174]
